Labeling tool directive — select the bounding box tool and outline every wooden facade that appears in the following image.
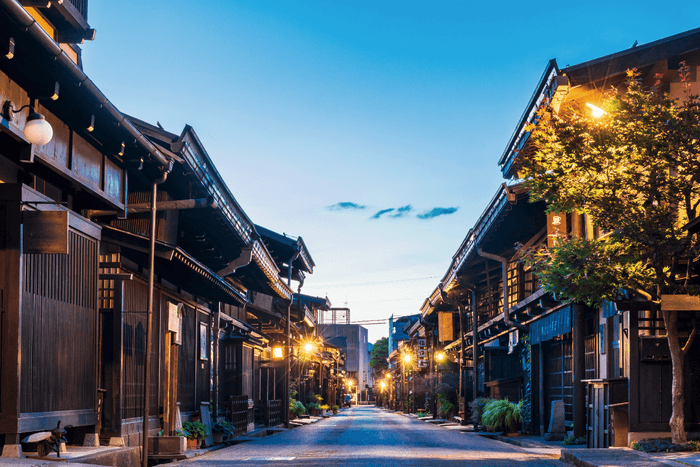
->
[0,0,148,451]
[417,28,700,447]
[0,0,316,457]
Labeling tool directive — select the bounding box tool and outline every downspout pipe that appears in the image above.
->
[0,0,172,169]
[477,247,528,332]
[142,165,171,467]
[470,287,479,429]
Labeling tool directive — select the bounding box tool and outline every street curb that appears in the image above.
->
[560,450,595,467]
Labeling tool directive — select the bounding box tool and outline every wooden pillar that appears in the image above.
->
[163,332,173,434]
[530,342,540,435]
[162,330,179,436]
[212,309,220,422]
[628,309,639,433]
[0,190,24,457]
[572,304,586,437]
[539,343,546,436]
[109,279,125,444]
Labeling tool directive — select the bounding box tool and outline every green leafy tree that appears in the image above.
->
[369,337,388,372]
[520,66,700,444]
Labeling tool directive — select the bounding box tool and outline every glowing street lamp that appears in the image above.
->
[586,102,605,118]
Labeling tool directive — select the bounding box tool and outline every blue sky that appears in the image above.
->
[82,1,700,343]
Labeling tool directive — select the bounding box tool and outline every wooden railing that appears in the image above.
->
[228,395,249,437]
[266,400,282,427]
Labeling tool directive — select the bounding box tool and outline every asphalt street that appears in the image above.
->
[167,406,565,467]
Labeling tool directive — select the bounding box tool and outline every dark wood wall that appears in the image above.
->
[20,228,98,415]
[177,305,211,413]
[121,279,159,419]
[219,341,242,405]
[544,335,573,427]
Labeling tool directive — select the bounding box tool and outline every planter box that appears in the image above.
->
[148,436,186,455]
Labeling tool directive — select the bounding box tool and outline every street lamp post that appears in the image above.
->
[402,353,411,413]
[433,350,445,419]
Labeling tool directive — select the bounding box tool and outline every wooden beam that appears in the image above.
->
[660,294,700,311]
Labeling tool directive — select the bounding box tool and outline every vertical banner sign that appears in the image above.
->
[438,312,455,343]
[418,338,427,369]
[168,302,182,345]
[547,211,568,248]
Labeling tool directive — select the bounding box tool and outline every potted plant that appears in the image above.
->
[332,405,339,415]
[481,398,523,435]
[307,401,320,416]
[289,400,306,419]
[319,404,330,416]
[180,421,209,449]
[437,394,455,419]
[468,397,494,430]
[211,420,234,444]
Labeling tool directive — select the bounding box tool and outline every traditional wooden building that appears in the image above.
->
[0,0,322,458]
[0,0,180,456]
[101,117,316,444]
[420,27,700,446]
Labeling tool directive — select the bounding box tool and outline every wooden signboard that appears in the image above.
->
[199,402,214,448]
[547,211,567,248]
[23,210,69,254]
[438,311,455,343]
[168,302,183,344]
[661,294,700,311]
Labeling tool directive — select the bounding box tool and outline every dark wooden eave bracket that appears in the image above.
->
[217,245,253,277]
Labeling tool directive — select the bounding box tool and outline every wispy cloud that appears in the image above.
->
[417,207,459,219]
[371,208,395,219]
[327,202,366,211]
[391,205,413,218]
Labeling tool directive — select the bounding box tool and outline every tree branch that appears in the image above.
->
[634,288,654,301]
[681,317,698,357]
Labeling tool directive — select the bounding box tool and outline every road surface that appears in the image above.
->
[168,406,563,467]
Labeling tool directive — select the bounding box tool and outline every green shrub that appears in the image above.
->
[211,420,235,436]
[469,397,494,425]
[563,435,587,445]
[481,398,523,432]
[306,401,320,411]
[437,393,454,419]
[632,438,700,452]
[181,421,209,441]
[289,399,306,417]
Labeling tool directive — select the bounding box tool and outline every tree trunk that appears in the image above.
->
[662,309,687,444]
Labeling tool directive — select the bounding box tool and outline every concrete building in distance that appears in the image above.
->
[318,310,371,400]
